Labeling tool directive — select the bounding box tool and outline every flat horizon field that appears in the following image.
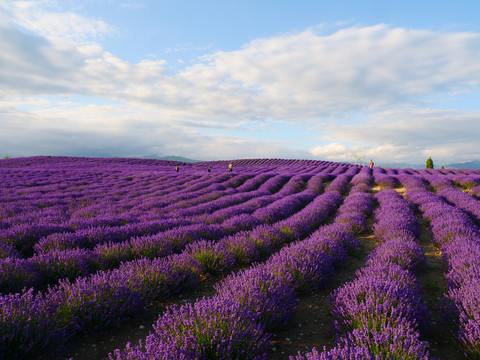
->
[1,156,479,359]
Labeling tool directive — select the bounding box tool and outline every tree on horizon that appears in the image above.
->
[426,157,434,169]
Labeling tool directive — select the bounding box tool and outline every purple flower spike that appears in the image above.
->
[147,296,272,359]
[215,266,297,330]
[184,240,236,275]
[265,242,335,292]
[366,238,426,271]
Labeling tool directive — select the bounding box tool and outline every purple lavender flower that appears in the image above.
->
[339,321,431,359]
[0,289,66,359]
[291,345,373,360]
[0,242,20,259]
[330,264,430,335]
[146,296,272,359]
[215,266,297,330]
[366,238,426,271]
[447,277,480,357]
[0,257,41,294]
[219,232,261,265]
[184,240,236,275]
[265,241,335,292]
[31,249,104,285]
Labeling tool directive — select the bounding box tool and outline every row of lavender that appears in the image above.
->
[0,171,259,255]
[0,171,335,294]
[109,172,375,359]
[296,189,432,359]
[1,171,265,292]
[0,158,480,360]
[106,168,480,360]
[0,160,351,258]
[0,163,358,358]
[401,175,480,358]
[1,159,476,258]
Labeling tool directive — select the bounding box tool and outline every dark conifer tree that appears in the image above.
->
[426,157,434,169]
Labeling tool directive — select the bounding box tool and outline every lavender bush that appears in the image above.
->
[1,157,479,359]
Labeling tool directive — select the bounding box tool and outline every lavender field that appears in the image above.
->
[1,156,480,360]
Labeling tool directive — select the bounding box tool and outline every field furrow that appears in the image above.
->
[1,157,479,359]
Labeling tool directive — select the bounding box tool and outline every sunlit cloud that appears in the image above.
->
[2,18,480,118]
[309,109,480,164]
[0,2,479,163]
[0,0,114,43]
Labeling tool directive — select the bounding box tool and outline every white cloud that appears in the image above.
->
[310,142,350,160]
[2,19,480,119]
[1,5,480,163]
[309,109,480,164]
[326,109,480,145]
[309,142,415,164]
[189,25,480,119]
[0,96,310,160]
[0,0,114,43]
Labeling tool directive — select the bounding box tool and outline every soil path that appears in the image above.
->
[269,187,466,360]
[61,276,219,360]
[62,187,467,360]
[414,212,465,360]
[60,189,343,359]
[268,220,379,359]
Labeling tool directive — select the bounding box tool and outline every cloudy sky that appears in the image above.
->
[1,0,480,166]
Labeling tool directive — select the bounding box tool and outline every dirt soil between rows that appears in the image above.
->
[60,277,219,360]
[61,188,467,360]
[268,223,379,359]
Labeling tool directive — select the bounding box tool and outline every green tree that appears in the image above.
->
[426,157,434,169]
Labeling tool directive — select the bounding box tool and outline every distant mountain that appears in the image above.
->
[375,160,480,170]
[349,161,425,169]
[372,162,424,169]
[445,160,480,169]
[140,154,202,163]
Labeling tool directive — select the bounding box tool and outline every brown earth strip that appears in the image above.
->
[60,275,219,360]
[63,186,372,360]
[268,220,379,359]
[270,186,463,360]
[414,213,465,360]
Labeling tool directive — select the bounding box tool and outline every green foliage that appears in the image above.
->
[426,157,434,169]
[463,181,477,190]
[424,279,439,291]
[3,155,12,159]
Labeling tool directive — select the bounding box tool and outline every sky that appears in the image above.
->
[1,0,480,166]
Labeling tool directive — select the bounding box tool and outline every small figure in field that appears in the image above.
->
[175,165,179,172]
[228,163,233,172]
[313,161,317,166]
[207,167,211,173]
[369,160,374,169]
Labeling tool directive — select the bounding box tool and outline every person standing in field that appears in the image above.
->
[369,160,374,169]
[175,165,179,172]
[228,163,233,172]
